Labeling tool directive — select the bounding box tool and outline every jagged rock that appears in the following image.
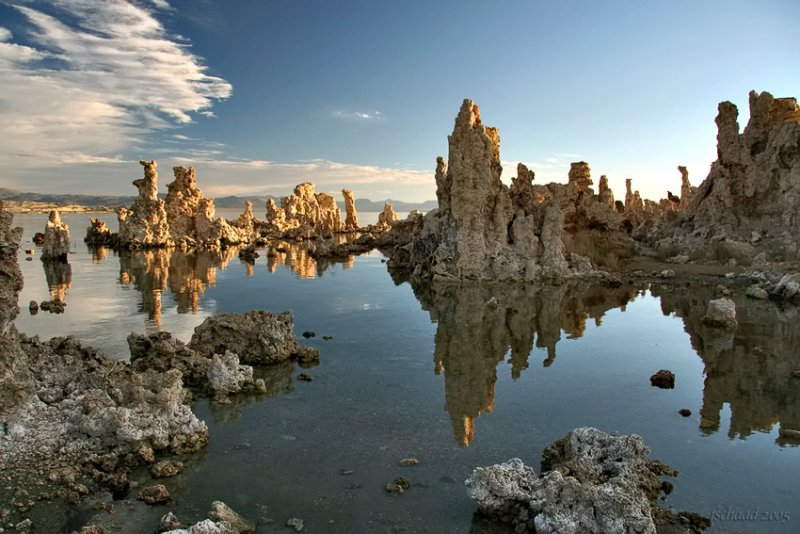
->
[209,501,256,534]
[188,310,318,365]
[276,182,342,235]
[385,100,632,281]
[654,91,800,260]
[138,484,171,504]
[84,218,117,247]
[40,210,71,261]
[466,427,705,533]
[207,351,255,397]
[376,202,399,230]
[702,298,738,328]
[160,511,184,531]
[745,285,769,300]
[342,189,359,230]
[150,459,184,478]
[118,161,174,248]
[771,273,800,300]
[129,331,211,387]
[678,166,696,211]
[164,165,205,246]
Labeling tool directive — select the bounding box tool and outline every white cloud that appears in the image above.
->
[332,109,384,121]
[150,0,172,9]
[0,1,232,169]
[0,27,12,42]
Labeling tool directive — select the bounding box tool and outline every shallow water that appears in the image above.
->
[10,212,800,533]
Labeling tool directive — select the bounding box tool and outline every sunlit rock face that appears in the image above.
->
[342,189,359,230]
[386,100,633,281]
[376,202,398,230]
[118,160,174,248]
[275,182,343,235]
[652,91,800,261]
[41,210,71,261]
[165,165,205,245]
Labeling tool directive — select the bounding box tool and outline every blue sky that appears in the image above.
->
[0,0,798,203]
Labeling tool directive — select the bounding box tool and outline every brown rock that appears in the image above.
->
[376,202,398,230]
[137,484,171,504]
[650,370,675,389]
[342,189,359,230]
[118,161,173,248]
[41,210,70,261]
[150,459,184,478]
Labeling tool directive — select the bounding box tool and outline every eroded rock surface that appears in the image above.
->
[118,161,173,248]
[342,189,359,230]
[41,210,71,261]
[466,427,707,533]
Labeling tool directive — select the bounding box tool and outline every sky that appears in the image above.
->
[0,0,798,203]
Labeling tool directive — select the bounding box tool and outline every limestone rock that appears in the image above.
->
[41,210,71,261]
[376,202,399,230]
[84,218,117,247]
[209,501,255,534]
[150,459,184,478]
[118,161,173,248]
[138,484,171,504]
[188,310,317,365]
[657,91,800,260]
[278,182,342,235]
[678,166,696,211]
[702,297,738,328]
[466,427,704,533]
[207,351,255,397]
[165,166,205,245]
[342,189,359,230]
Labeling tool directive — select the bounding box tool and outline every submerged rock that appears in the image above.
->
[466,427,706,533]
[702,298,738,328]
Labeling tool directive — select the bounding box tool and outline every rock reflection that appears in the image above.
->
[42,260,72,303]
[410,279,640,446]
[653,285,800,445]
[266,240,354,279]
[118,248,235,330]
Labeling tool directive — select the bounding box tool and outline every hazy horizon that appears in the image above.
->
[0,0,798,203]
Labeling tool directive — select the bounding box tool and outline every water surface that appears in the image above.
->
[11,212,800,533]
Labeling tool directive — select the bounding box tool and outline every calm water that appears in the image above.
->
[10,212,800,533]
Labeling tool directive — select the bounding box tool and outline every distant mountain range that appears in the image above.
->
[0,188,437,213]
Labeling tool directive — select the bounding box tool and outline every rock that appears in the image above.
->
[679,409,692,417]
[678,166,697,211]
[744,285,768,300]
[385,100,629,281]
[160,511,184,531]
[650,370,676,389]
[400,457,420,465]
[28,301,38,314]
[666,255,690,264]
[238,245,259,263]
[165,165,204,245]
[791,370,800,379]
[271,182,342,236]
[286,517,304,532]
[14,519,32,532]
[84,217,117,247]
[118,161,173,248]
[188,310,315,365]
[772,273,800,300]
[209,501,255,534]
[40,210,70,261]
[658,269,675,279]
[301,331,315,338]
[138,484,171,504]
[322,335,332,341]
[150,459,184,478]
[376,202,399,230]
[32,231,45,244]
[385,476,411,494]
[207,351,254,397]
[39,299,66,314]
[79,525,107,534]
[296,373,313,382]
[702,298,738,328]
[466,427,703,533]
[342,189,359,230]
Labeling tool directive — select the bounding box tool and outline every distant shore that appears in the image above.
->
[3,201,117,214]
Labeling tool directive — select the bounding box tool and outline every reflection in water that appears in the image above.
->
[42,260,72,302]
[116,243,357,330]
[410,280,640,446]
[90,245,110,263]
[653,285,800,445]
[119,248,235,330]
[266,240,354,279]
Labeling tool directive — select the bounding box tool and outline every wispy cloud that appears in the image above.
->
[331,109,384,121]
[150,0,172,10]
[0,1,232,168]
[0,27,12,42]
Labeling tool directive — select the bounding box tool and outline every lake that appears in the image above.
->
[10,211,800,533]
